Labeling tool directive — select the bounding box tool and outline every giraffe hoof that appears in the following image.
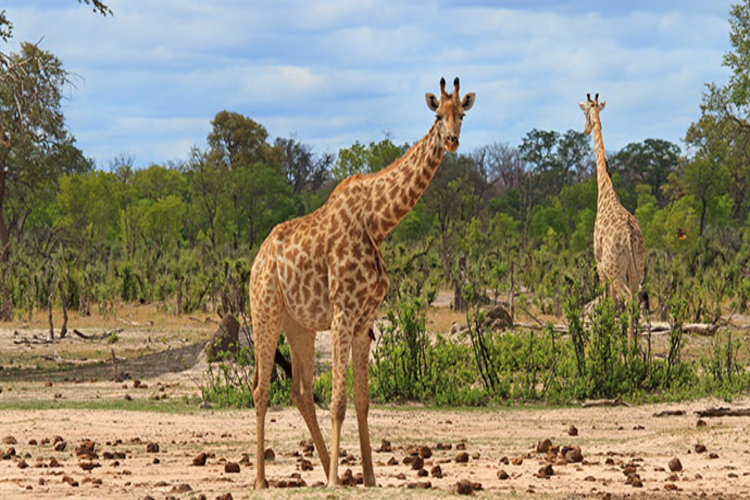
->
[254,478,268,489]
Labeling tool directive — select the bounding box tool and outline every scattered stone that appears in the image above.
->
[431,465,443,478]
[512,456,524,466]
[124,394,132,401]
[471,452,480,460]
[49,457,61,467]
[665,483,679,491]
[239,453,250,465]
[564,446,583,463]
[455,451,469,463]
[499,456,509,465]
[17,459,28,469]
[300,459,313,471]
[626,473,643,487]
[264,448,275,461]
[340,468,357,487]
[411,456,424,470]
[695,444,707,454]
[436,443,452,450]
[538,464,554,478]
[79,461,101,471]
[217,494,233,500]
[584,475,596,481]
[54,441,67,452]
[2,436,17,445]
[152,458,160,464]
[28,439,37,446]
[456,443,466,450]
[537,438,552,453]
[696,419,707,428]
[387,456,398,466]
[568,425,578,436]
[417,468,428,477]
[605,457,615,465]
[146,442,159,453]
[193,452,208,466]
[709,452,719,459]
[62,475,79,487]
[75,440,97,459]
[497,469,509,480]
[169,483,192,493]
[377,439,392,452]
[1,447,15,459]
[53,435,64,444]
[419,445,432,459]
[669,457,682,472]
[456,479,474,495]
[224,462,240,473]
[396,472,406,480]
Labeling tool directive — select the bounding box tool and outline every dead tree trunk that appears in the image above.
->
[47,282,55,341]
[176,276,183,316]
[58,280,68,339]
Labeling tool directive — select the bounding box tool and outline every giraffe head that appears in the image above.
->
[425,77,475,153]
[579,92,606,135]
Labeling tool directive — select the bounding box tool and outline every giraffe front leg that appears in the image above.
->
[327,311,352,487]
[352,328,376,486]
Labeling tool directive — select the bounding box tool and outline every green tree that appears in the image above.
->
[333,137,405,181]
[609,139,680,209]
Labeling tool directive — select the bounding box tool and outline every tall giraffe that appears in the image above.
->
[580,93,645,338]
[250,77,475,488]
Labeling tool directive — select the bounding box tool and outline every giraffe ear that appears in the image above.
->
[598,101,606,111]
[425,93,439,112]
[578,101,588,112]
[461,92,475,111]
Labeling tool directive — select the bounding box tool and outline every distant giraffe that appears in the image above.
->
[580,93,645,339]
[250,77,475,488]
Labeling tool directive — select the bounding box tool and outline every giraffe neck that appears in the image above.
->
[591,113,615,207]
[368,121,445,244]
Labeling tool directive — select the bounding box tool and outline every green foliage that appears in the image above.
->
[333,138,405,181]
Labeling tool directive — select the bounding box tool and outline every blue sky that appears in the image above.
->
[1,0,735,168]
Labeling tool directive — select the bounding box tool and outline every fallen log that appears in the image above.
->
[582,397,630,408]
[72,328,123,341]
[653,410,685,417]
[695,407,750,418]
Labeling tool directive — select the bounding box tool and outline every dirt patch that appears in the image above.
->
[0,395,749,498]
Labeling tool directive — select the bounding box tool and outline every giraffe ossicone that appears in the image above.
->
[249,78,475,489]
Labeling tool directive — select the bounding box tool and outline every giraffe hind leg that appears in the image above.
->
[282,314,331,479]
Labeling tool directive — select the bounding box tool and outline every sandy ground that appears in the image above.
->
[0,392,749,498]
[1,302,750,498]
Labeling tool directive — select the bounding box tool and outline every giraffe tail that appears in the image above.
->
[626,235,649,314]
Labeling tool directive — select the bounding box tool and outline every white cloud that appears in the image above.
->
[1,0,737,165]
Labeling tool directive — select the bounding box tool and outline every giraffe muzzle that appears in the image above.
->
[447,135,459,150]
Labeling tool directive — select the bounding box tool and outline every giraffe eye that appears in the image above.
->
[435,114,442,121]
[459,113,465,121]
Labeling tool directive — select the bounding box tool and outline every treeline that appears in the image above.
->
[4,2,750,328]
